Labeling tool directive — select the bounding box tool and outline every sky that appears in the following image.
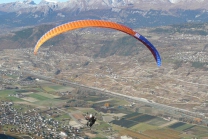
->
[0,0,68,4]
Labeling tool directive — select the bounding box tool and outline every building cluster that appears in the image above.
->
[172,51,208,63]
[0,68,37,86]
[0,70,20,84]
[169,34,208,41]
[8,93,25,98]
[0,101,86,139]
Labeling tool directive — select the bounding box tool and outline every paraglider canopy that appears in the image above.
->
[34,19,161,66]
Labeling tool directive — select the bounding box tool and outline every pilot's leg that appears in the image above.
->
[89,123,92,130]
[90,122,93,127]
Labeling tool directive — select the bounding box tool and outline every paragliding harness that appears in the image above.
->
[85,113,96,129]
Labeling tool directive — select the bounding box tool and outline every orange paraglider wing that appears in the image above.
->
[34,20,161,66]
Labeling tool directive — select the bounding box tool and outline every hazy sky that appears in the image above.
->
[0,0,68,4]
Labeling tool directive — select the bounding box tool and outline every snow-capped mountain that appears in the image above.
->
[39,0,59,4]
[169,0,204,4]
[1,0,208,29]
[1,0,208,12]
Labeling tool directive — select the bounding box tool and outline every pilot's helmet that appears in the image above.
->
[90,114,92,118]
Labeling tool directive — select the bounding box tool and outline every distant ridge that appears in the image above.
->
[0,0,208,30]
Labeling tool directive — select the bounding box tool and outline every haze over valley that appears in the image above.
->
[0,22,208,114]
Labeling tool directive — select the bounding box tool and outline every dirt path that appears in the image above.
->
[93,99,112,103]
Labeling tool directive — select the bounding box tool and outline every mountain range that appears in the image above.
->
[1,0,208,11]
[1,0,208,30]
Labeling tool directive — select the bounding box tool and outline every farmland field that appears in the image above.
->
[96,121,111,130]
[41,85,75,93]
[174,124,195,131]
[0,90,16,98]
[114,108,133,114]
[21,97,39,102]
[49,85,74,92]
[198,133,208,138]
[16,90,31,93]
[130,123,158,132]
[6,96,24,102]
[33,98,66,106]
[124,112,142,118]
[169,122,186,129]
[49,85,66,90]
[53,113,71,121]
[76,107,94,112]
[111,119,138,128]
[144,128,181,139]
[147,117,168,126]
[36,92,60,99]
[119,129,152,139]
[112,113,157,128]
[111,98,129,106]
[28,93,50,101]
[185,126,208,136]
[41,86,56,92]
[130,114,156,123]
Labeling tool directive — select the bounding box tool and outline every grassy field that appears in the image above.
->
[53,113,71,121]
[13,103,35,112]
[111,98,129,106]
[28,93,51,101]
[95,122,110,130]
[147,117,168,126]
[49,85,75,92]
[16,89,36,93]
[41,85,74,93]
[123,112,142,118]
[6,96,24,102]
[174,124,195,132]
[35,88,44,92]
[0,90,27,102]
[41,86,56,93]
[36,92,60,99]
[112,124,125,131]
[130,123,158,132]
[79,108,98,114]
[49,85,66,90]
[33,98,66,106]
[0,90,16,98]
[128,114,156,123]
